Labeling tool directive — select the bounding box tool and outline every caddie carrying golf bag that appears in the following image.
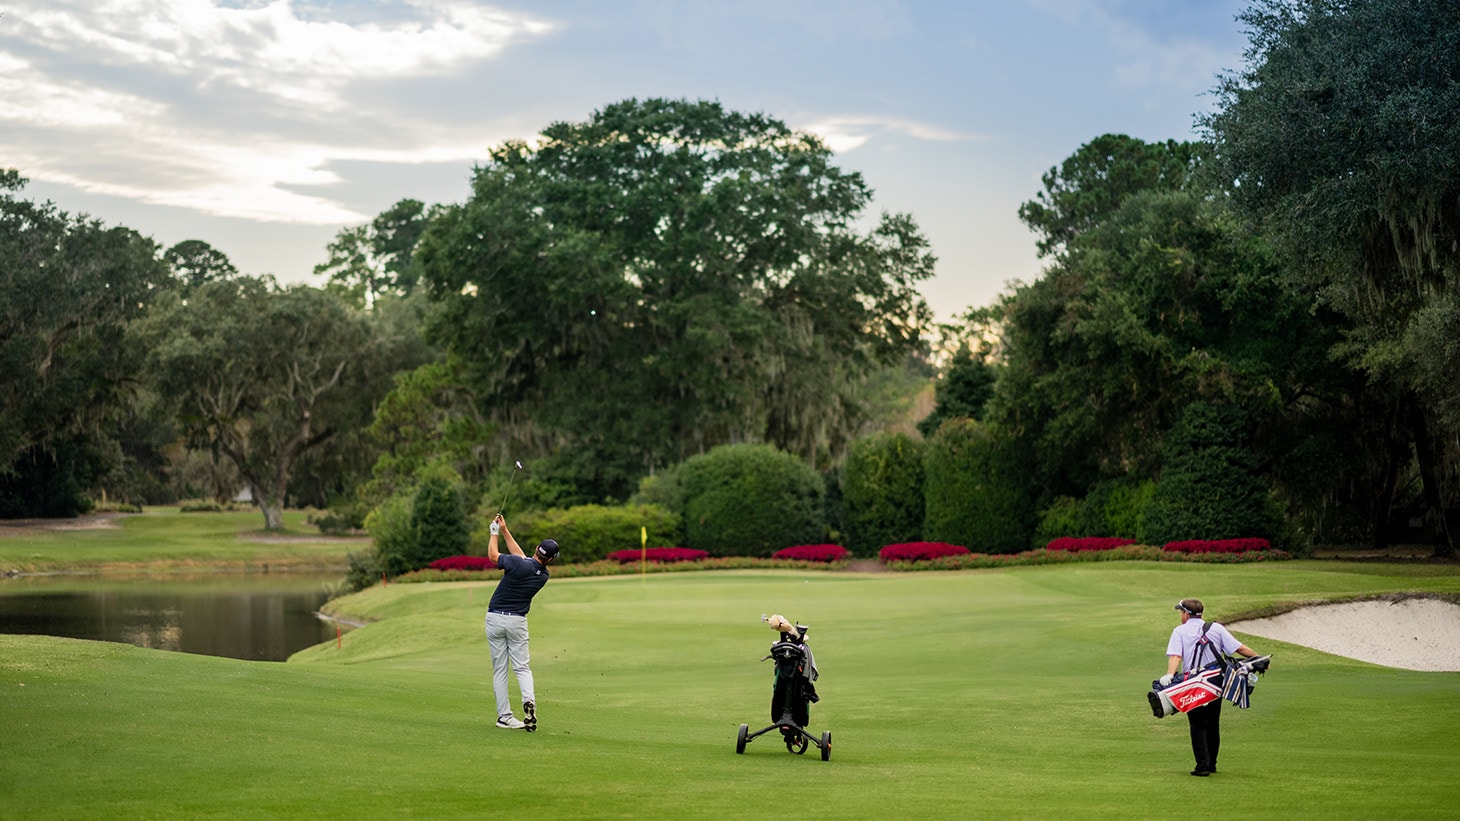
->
[1148,621,1272,718]
[736,615,832,761]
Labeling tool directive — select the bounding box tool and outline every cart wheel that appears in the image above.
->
[736,724,748,754]
[787,734,808,755]
[820,731,832,761]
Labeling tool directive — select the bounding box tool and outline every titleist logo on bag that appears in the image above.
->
[1164,668,1222,713]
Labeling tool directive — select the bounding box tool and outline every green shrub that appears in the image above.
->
[1144,403,1283,545]
[308,503,367,535]
[1101,480,1154,540]
[678,443,824,556]
[343,549,384,593]
[0,438,100,518]
[501,503,682,561]
[630,464,685,512]
[1034,496,1085,545]
[365,463,474,576]
[923,419,1036,553]
[365,491,414,577]
[91,500,144,514]
[821,464,846,544]
[1034,479,1155,544]
[407,475,470,569]
[842,432,925,557]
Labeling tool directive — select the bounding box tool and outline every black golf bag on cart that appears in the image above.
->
[736,615,831,761]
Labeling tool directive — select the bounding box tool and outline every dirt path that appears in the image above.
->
[0,513,126,537]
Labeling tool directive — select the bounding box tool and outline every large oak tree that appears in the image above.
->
[137,277,392,529]
[0,170,170,516]
[417,98,935,501]
[1202,0,1460,554]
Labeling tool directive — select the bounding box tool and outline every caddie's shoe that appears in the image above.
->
[522,701,537,733]
[496,716,526,730]
[1190,768,1211,777]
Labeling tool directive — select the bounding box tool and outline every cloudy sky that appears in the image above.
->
[1,0,1251,321]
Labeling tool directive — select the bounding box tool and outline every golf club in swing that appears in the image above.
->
[497,460,523,518]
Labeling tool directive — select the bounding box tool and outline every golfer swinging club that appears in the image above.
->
[486,513,559,731]
[1161,598,1263,776]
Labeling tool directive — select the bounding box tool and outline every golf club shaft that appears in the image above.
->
[497,461,521,517]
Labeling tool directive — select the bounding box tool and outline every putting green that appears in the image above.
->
[4,561,1459,818]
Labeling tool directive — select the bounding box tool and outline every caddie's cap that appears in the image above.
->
[536,539,560,560]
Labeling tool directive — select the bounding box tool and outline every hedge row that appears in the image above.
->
[882,544,1291,571]
[400,555,851,582]
[400,541,1289,583]
[506,503,682,562]
[1045,537,1269,554]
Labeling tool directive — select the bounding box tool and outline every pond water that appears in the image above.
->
[0,573,345,662]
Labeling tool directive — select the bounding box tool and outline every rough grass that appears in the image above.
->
[4,561,1460,818]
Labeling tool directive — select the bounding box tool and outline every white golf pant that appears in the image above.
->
[485,611,535,721]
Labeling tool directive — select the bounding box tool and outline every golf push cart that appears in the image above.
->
[736,614,831,761]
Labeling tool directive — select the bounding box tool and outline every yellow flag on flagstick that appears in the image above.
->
[640,526,648,580]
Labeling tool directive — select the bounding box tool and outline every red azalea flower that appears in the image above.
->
[1161,538,1271,554]
[879,542,971,562]
[1046,537,1137,552]
[771,544,849,562]
[428,555,497,571]
[605,547,709,564]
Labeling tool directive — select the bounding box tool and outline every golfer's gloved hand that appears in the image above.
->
[1159,673,1175,686]
[490,522,500,535]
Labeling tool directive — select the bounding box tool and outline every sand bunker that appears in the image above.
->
[1231,597,1460,672]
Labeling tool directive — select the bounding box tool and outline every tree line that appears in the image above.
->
[1,1,1455,559]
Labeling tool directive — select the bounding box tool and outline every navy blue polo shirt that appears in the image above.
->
[489,553,550,615]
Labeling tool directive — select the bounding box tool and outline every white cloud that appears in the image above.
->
[0,0,553,222]
[802,115,979,154]
[638,0,913,49]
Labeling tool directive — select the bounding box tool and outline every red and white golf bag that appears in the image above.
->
[1148,665,1223,717]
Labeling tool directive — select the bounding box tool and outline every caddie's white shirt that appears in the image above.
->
[1167,619,1243,671]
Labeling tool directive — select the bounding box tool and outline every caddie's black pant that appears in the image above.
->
[1186,699,1222,771]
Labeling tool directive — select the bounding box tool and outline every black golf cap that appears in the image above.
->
[536,539,560,560]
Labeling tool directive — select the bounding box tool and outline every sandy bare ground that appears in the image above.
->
[0,513,125,536]
[1231,597,1460,672]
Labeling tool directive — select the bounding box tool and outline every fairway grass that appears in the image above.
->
[4,561,1460,818]
[0,508,358,572]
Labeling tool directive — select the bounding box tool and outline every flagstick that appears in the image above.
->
[640,526,647,584]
